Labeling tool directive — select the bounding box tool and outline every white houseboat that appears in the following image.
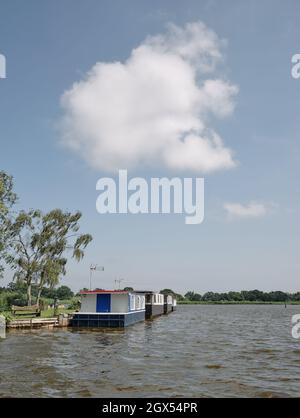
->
[163,294,173,314]
[72,290,145,328]
[135,291,165,319]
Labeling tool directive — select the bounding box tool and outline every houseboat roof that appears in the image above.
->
[134,290,159,294]
[80,290,129,295]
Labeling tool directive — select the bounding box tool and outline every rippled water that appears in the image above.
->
[1,305,300,398]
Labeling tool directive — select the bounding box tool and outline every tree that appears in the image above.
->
[159,289,184,301]
[184,291,202,301]
[202,292,216,301]
[40,286,57,299]
[56,285,74,300]
[268,291,288,302]
[36,258,67,306]
[76,288,89,296]
[8,209,92,305]
[160,289,175,295]
[227,291,243,301]
[185,291,195,300]
[0,171,17,276]
[0,171,17,215]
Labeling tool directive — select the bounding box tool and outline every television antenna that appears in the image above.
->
[114,278,125,290]
[89,264,104,290]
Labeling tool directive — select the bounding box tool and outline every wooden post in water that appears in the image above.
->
[0,315,6,339]
[58,314,69,327]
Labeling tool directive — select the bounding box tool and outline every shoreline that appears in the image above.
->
[178,301,300,305]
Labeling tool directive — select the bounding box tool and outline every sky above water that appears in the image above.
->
[0,0,299,294]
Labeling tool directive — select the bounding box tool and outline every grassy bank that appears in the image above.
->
[0,307,75,321]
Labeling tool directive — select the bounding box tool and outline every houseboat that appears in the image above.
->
[135,291,164,319]
[163,294,173,314]
[172,296,177,311]
[72,290,145,328]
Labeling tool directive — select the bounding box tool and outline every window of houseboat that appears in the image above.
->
[130,294,135,311]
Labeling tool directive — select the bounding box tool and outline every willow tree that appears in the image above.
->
[8,209,92,306]
[0,171,17,277]
[35,258,67,307]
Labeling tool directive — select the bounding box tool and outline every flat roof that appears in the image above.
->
[134,290,157,293]
[80,290,129,295]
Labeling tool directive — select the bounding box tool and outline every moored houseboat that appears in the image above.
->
[163,294,173,314]
[172,297,177,311]
[135,291,164,319]
[72,290,145,328]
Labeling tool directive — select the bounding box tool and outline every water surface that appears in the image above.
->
[1,305,300,398]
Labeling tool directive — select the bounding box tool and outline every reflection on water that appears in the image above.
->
[1,305,300,398]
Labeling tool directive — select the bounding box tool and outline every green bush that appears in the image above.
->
[0,291,27,310]
[68,297,81,310]
[0,311,13,321]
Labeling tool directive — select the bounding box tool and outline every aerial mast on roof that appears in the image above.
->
[114,278,125,290]
[89,264,104,290]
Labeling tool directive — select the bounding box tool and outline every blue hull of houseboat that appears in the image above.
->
[72,310,145,328]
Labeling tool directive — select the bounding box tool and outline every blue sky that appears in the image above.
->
[0,0,299,294]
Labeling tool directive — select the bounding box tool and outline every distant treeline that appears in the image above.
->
[135,288,300,303]
[182,290,300,303]
[2,285,299,310]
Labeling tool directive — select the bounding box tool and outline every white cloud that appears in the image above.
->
[60,21,238,173]
[224,202,270,220]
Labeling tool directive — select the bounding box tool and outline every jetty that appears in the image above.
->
[0,314,6,338]
[5,314,71,330]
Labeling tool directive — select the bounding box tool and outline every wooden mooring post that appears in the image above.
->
[0,315,6,339]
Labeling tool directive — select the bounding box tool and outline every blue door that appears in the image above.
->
[96,294,111,312]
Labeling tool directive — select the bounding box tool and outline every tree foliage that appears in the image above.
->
[7,209,92,305]
[56,285,74,299]
[0,282,75,310]
[183,289,292,302]
[160,288,185,301]
[0,171,17,215]
[0,171,17,276]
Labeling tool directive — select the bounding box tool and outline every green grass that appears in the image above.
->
[0,307,75,321]
[40,308,75,318]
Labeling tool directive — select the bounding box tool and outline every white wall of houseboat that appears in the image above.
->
[111,293,129,313]
[149,293,164,305]
[80,294,97,312]
[80,292,146,314]
[129,294,145,311]
[135,294,145,310]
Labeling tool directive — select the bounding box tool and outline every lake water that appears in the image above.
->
[1,305,300,398]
